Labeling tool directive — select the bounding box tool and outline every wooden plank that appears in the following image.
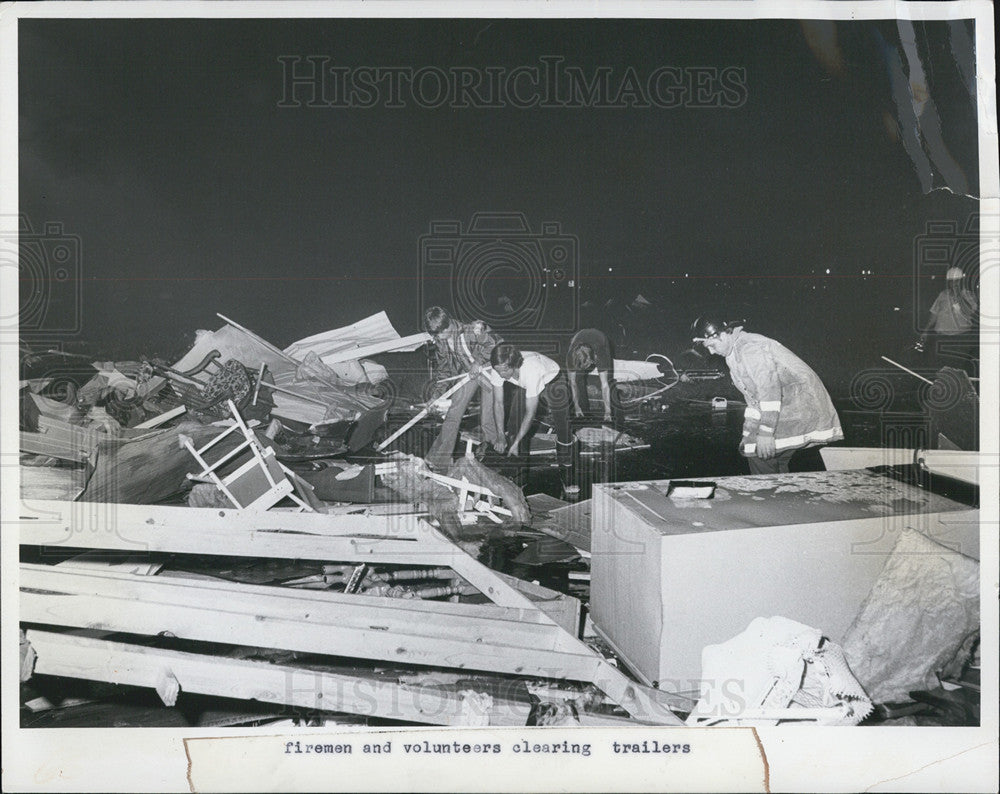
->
[17,503,688,722]
[134,405,187,429]
[18,501,580,638]
[26,629,530,727]
[20,565,605,680]
[15,500,403,562]
[20,563,551,626]
[376,374,471,451]
[495,572,581,636]
[19,466,87,501]
[20,419,99,463]
[445,551,552,611]
[19,498,427,540]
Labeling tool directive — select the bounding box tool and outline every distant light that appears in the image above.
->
[893,307,901,311]
[825,268,831,274]
[685,273,689,278]
[608,267,613,272]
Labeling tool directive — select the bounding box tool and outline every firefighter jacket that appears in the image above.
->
[724,331,843,456]
[430,320,502,378]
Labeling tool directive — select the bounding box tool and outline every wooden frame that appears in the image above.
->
[19,499,688,723]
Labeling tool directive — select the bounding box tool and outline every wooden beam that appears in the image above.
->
[16,504,495,580]
[20,418,101,462]
[20,562,550,625]
[20,565,604,681]
[495,572,580,636]
[19,466,87,502]
[26,629,530,727]
[376,374,471,451]
[17,500,585,639]
[19,498,426,539]
[17,502,687,722]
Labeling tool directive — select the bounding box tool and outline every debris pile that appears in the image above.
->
[18,313,683,729]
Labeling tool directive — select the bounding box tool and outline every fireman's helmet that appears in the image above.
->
[691,316,734,342]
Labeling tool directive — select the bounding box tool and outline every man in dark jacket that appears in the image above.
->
[566,327,615,423]
[423,306,504,469]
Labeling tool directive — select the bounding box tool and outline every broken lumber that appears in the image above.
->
[26,629,530,727]
[376,374,471,450]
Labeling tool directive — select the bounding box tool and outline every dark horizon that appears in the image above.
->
[19,17,980,365]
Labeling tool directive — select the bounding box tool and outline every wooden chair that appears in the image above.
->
[183,400,314,511]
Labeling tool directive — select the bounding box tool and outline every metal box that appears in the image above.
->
[590,470,979,695]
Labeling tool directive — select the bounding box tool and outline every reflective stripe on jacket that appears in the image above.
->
[725,332,843,456]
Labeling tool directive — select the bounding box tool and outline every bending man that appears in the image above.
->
[567,327,615,423]
[489,344,573,472]
[692,316,843,474]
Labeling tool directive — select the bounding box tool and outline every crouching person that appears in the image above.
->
[489,344,574,476]
[567,327,616,423]
[691,316,843,475]
[424,307,505,470]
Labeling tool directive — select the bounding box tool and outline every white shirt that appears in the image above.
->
[489,351,560,399]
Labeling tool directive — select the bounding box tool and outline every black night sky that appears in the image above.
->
[19,17,980,389]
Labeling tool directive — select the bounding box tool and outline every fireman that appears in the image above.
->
[691,316,843,474]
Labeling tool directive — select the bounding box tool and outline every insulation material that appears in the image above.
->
[687,616,872,726]
[291,350,385,389]
[380,455,463,539]
[841,528,979,704]
[284,311,425,383]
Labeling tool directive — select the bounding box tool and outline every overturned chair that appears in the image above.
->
[183,399,315,511]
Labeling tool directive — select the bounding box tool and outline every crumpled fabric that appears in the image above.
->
[687,616,872,726]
